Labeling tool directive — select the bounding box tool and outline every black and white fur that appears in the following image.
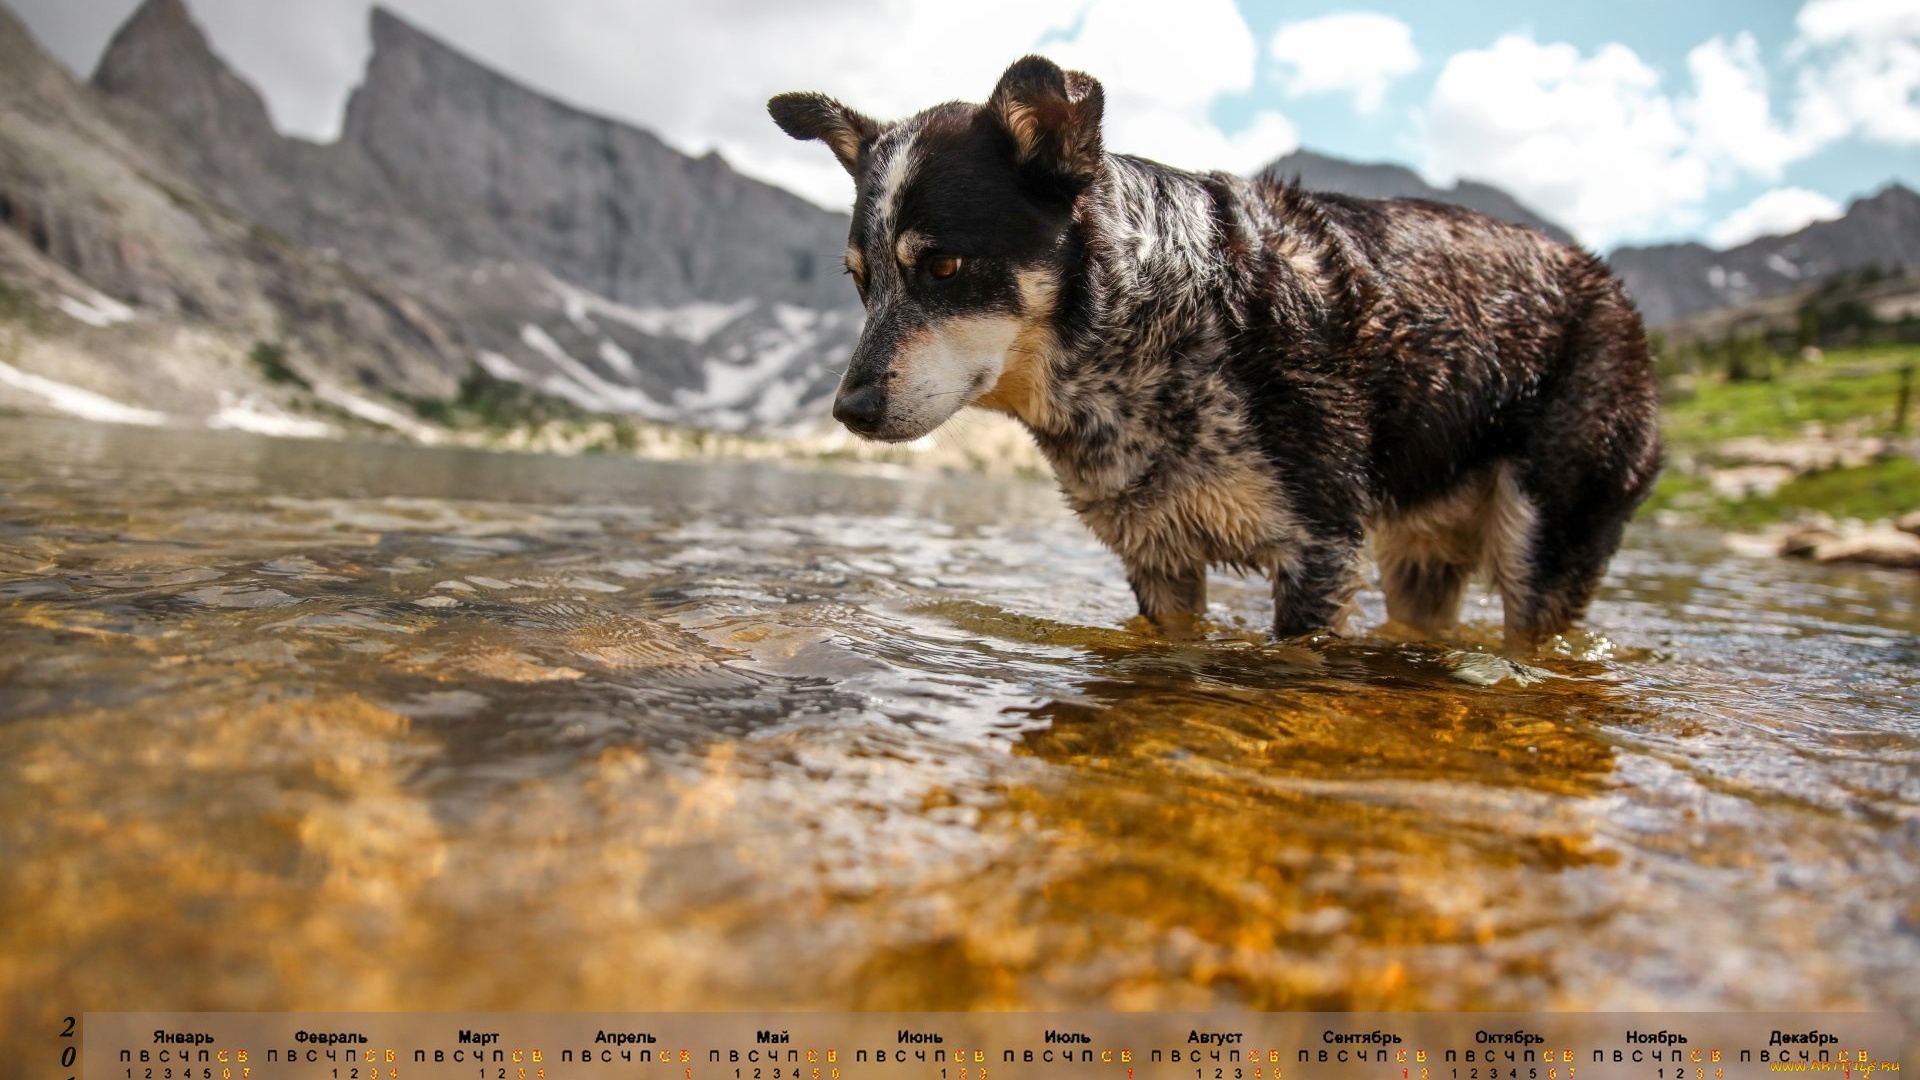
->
[770,56,1661,650]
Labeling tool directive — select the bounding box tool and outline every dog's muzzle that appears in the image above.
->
[832,381,886,436]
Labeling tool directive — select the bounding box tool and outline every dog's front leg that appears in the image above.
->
[1126,562,1207,634]
[1271,540,1364,640]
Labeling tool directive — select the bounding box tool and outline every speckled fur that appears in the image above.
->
[771,56,1661,649]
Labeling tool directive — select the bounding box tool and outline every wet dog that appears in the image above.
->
[769,56,1660,649]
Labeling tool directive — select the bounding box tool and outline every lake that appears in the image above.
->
[1,416,1916,1022]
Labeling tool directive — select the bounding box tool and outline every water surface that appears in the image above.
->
[2,417,1917,1023]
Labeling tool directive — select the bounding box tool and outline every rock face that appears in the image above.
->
[1611,185,1920,326]
[6,0,860,431]
[342,9,848,312]
[0,0,470,425]
[1259,149,1577,247]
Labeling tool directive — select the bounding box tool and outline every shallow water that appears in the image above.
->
[1,416,1917,1024]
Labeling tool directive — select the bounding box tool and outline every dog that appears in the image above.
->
[769,55,1660,650]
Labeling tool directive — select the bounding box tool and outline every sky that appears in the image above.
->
[10,0,1919,252]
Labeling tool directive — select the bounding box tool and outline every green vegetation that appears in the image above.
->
[609,417,638,453]
[1651,344,1919,528]
[406,366,590,430]
[1660,344,1915,450]
[1655,266,1920,384]
[248,341,312,390]
[0,280,25,323]
[1647,456,1920,529]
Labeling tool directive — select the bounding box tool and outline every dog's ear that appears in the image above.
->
[768,92,881,178]
[987,55,1104,191]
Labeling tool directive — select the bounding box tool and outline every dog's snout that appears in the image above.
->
[833,383,886,434]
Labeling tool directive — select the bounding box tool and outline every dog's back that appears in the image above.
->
[1230,180,1661,643]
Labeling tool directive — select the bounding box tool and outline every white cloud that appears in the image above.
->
[1422,35,1711,246]
[1790,0,1920,146]
[1269,12,1420,114]
[1416,20,1895,248]
[1044,0,1296,173]
[1106,107,1299,175]
[1684,33,1811,180]
[1707,187,1844,248]
[419,0,1294,203]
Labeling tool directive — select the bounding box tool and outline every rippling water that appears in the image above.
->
[2,416,1917,1022]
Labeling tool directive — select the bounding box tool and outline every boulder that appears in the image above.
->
[1781,525,1920,569]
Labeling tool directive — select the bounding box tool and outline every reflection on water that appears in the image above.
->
[1,417,1917,1022]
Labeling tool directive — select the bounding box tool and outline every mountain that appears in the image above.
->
[1609,185,1920,326]
[2,0,859,433]
[0,0,469,428]
[1652,266,1920,347]
[95,0,861,429]
[1258,149,1577,247]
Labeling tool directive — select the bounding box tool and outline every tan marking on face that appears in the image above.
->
[970,269,1060,430]
[875,315,1022,440]
[894,230,930,268]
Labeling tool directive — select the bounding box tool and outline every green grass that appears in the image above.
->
[0,280,25,323]
[1661,345,1918,450]
[1651,345,1920,528]
[407,367,590,430]
[1647,456,1920,529]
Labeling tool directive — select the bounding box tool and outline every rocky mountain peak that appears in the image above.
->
[91,0,277,145]
[0,4,81,100]
[340,4,848,310]
[1610,179,1920,325]
[1850,182,1919,227]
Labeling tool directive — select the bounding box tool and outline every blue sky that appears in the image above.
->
[1213,0,1919,250]
[13,0,1919,251]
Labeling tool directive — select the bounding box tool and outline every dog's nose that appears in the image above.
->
[833,384,885,433]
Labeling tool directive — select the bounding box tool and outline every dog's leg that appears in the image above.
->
[1380,556,1469,632]
[1271,539,1364,639]
[1498,467,1650,651]
[1127,563,1207,632]
[1501,298,1661,651]
[1373,484,1488,634]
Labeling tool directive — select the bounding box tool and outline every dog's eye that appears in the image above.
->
[928,256,962,280]
[845,265,866,292]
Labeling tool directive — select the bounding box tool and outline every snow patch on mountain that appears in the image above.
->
[520,323,676,419]
[316,384,443,442]
[544,273,754,345]
[0,358,165,425]
[678,304,850,415]
[56,289,136,328]
[209,391,334,438]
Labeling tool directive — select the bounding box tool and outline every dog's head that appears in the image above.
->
[769,55,1104,441]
